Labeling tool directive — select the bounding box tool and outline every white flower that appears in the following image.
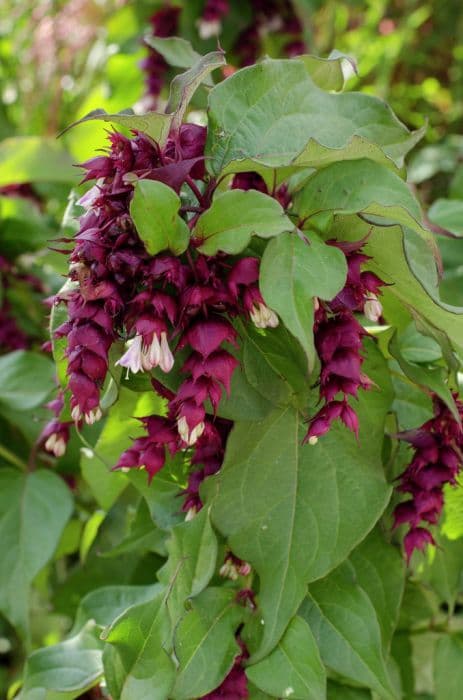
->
[364,295,383,323]
[116,335,144,376]
[159,332,174,372]
[71,405,82,422]
[45,433,66,457]
[76,182,102,209]
[85,407,102,425]
[250,303,279,329]
[197,18,221,39]
[177,416,205,446]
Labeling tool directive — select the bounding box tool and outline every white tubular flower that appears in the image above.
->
[250,303,279,329]
[116,335,144,376]
[197,18,221,39]
[142,334,161,371]
[45,433,66,457]
[364,295,383,323]
[85,407,102,425]
[177,416,205,446]
[71,405,82,422]
[159,332,174,373]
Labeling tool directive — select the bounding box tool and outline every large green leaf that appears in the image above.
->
[0,351,55,412]
[0,137,77,185]
[206,58,422,175]
[172,588,245,700]
[260,231,347,370]
[327,683,372,699]
[130,179,190,256]
[60,108,172,145]
[0,469,73,635]
[102,590,175,700]
[348,529,405,650]
[246,616,326,700]
[434,634,463,700]
[158,506,218,627]
[20,623,103,700]
[145,36,202,70]
[194,189,293,255]
[210,342,392,661]
[302,562,398,699]
[300,51,357,92]
[293,159,428,238]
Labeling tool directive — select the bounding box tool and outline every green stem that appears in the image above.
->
[0,442,28,471]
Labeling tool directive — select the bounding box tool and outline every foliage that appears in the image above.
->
[1,3,463,700]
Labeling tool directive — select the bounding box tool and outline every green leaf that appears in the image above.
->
[145,36,203,70]
[246,616,326,700]
[442,478,463,539]
[434,634,463,700]
[349,529,405,650]
[100,499,167,558]
[21,622,103,700]
[0,469,73,635]
[0,137,77,186]
[0,351,55,411]
[327,683,372,699]
[293,159,427,238]
[428,199,463,236]
[398,324,442,364]
[130,179,190,256]
[422,535,463,613]
[172,587,245,700]
[194,189,293,255]
[302,562,398,699]
[158,506,218,627]
[103,590,175,700]
[389,332,459,423]
[72,584,161,633]
[206,58,422,175]
[166,50,226,132]
[60,108,172,145]
[211,342,392,661]
[260,232,347,369]
[300,51,357,91]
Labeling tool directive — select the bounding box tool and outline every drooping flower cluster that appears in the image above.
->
[393,395,463,561]
[304,238,386,444]
[38,392,72,458]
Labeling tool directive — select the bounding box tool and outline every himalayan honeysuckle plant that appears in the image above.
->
[14,50,463,700]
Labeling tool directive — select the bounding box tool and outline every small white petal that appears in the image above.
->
[53,438,66,457]
[143,334,161,370]
[45,434,57,452]
[197,18,221,39]
[159,332,174,373]
[71,405,82,422]
[116,335,144,375]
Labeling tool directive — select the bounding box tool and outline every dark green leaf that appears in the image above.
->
[130,179,190,256]
[194,189,293,255]
[172,588,245,700]
[434,634,463,700]
[246,616,326,699]
[0,351,55,411]
[260,232,347,369]
[211,342,392,661]
[0,469,73,635]
[327,683,372,699]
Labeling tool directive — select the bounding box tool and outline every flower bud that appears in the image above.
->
[363,295,383,322]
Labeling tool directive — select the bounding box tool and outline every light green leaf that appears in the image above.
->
[211,342,392,661]
[0,137,77,186]
[72,584,161,633]
[158,506,218,627]
[167,50,226,132]
[293,159,427,238]
[130,179,190,256]
[434,634,463,700]
[60,108,172,145]
[206,58,422,175]
[302,562,398,699]
[145,36,202,70]
[422,535,463,613]
[0,469,73,635]
[428,198,463,235]
[349,529,405,650]
[103,590,175,700]
[21,623,103,700]
[442,478,463,540]
[398,324,442,364]
[388,332,459,422]
[260,232,347,369]
[246,616,326,700]
[300,51,357,91]
[172,587,245,700]
[194,189,293,255]
[0,351,55,411]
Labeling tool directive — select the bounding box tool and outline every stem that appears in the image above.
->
[0,442,28,471]
[186,176,206,207]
